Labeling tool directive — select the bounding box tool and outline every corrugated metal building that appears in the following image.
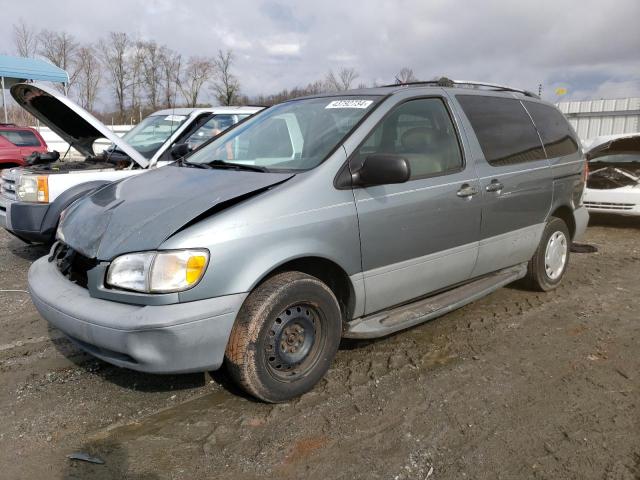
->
[556,97,640,143]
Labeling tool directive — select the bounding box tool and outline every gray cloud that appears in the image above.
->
[1,0,638,106]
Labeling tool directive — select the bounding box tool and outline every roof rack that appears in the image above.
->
[384,77,540,99]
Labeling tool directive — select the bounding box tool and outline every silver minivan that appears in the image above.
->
[28,80,589,402]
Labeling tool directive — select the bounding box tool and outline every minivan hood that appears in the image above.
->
[58,165,293,260]
[10,83,149,168]
[585,133,640,161]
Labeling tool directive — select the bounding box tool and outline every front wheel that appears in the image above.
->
[524,217,570,291]
[225,271,342,403]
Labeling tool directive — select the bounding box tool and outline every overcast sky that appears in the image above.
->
[1,0,639,107]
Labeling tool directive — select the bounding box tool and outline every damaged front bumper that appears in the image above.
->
[28,256,247,373]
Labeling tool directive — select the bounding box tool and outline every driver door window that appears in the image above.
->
[355,98,463,179]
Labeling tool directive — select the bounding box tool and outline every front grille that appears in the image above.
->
[0,169,17,201]
[50,243,97,288]
[584,201,635,211]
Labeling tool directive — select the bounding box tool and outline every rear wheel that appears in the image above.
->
[225,271,342,403]
[524,216,570,291]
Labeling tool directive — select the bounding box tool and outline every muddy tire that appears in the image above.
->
[225,271,342,403]
[524,217,571,291]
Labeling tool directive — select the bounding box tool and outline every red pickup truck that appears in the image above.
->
[0,123,48,169]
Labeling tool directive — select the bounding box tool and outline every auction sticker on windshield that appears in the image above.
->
[325,100,373,109]
[164,115,187,122]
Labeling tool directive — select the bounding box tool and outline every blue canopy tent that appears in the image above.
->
[0,55,69,123]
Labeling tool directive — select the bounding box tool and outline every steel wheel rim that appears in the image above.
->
[264,303,324,382]
[544,231,568,280]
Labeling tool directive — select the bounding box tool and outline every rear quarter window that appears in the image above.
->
[0,129,41,147]
[524,102,580,158]
[457,95,546,166]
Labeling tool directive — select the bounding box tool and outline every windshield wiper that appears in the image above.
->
[177,158,268,172]
[205,159,268,172]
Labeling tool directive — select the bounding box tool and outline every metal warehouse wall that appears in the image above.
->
[556,97,640,143]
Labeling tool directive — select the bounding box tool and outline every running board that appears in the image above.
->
[344,263,528,339]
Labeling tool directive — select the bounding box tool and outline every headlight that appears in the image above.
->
[106,249,209,293]
[16,175,49,203]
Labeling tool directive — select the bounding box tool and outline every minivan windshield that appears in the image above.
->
[184,96,381,172]
[120,113,189,159]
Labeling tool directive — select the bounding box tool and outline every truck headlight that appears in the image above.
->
[106,249,209,293]
[16,175,49,203]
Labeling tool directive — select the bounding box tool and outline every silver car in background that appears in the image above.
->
[28,80,589,402]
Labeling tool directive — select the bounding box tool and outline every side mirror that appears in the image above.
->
[171,143,192,159]
[352,154,411,187]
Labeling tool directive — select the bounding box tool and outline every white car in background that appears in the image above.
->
[583,133,640,216]
[0,82,262,243]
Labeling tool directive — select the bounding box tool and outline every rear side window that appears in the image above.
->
[524,102,579,157]
[0,129,41,147]
[457,95,545,166]
[354,98,463,179]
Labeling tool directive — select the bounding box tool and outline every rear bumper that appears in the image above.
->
[28,256,247,373]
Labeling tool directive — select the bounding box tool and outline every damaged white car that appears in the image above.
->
[583,133,640,216]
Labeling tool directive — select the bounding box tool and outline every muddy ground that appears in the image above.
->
[0,215,638,479]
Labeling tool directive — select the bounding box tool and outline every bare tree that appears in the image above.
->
[159,48,181,108]
[179,56,215,107]
[98,32,131,123]
[75,46,101,111]
[211,49,240,106]
[242,80,327,106]
[12,19,38,57]
[325,67,359,91]
[395,67,418,84]
[38,30,80,93]
[139,41,163,111]
[128,42,145,119]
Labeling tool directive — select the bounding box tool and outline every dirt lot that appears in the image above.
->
[1,215,638,480]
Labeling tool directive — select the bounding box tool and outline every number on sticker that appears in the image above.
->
[325,100,373,109]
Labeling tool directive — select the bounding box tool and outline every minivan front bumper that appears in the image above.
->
[28,256,246,373]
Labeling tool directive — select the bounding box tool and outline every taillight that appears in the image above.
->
[581,161,589,182]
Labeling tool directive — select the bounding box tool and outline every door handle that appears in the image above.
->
[485,179,504,193]
[456,183,478,198]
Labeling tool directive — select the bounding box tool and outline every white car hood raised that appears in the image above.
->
[10,83,148,168]
[585,133,640,161]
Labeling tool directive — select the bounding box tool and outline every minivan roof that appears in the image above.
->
[289,79,541,103]
[150,106,264,117]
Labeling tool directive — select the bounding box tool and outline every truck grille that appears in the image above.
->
[50,242,97,289]
[0,169,17,202]
[584,201,635,211]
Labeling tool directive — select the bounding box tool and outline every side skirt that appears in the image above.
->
[343,263,527,339]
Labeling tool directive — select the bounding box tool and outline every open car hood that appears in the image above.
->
[58,165,293,260]
[585,133,640,161]
[10,83,149,168]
